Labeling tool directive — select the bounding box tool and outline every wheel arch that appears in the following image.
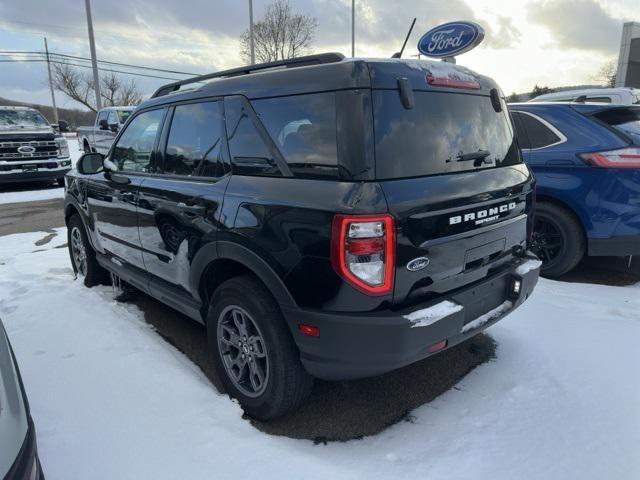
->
[535,193,588,241]
[194,241,298,320]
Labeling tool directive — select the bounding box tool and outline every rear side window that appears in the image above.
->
[252,92,338,179]
[373,91,520,179]
[164,102,225,178]
[512,111,562,149]
[225,97,281,177]
[594,108,640,142]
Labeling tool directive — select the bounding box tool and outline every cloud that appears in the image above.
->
[528,0,623,53]
[484,16,522,49]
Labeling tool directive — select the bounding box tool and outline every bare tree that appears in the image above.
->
[240,0,318,64]
[52,62,95,111]
[52,62,143,112]
[592,59,617,88]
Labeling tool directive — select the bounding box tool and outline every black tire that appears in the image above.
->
[67,214,109,287]
[207,274,314,420]
[83,141,92,154]
[531,202,585,278]
[56,178,65,187]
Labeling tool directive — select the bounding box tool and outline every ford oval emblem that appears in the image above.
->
[417,21,485,58]
[17,145,37,154]
[406,257,430,272]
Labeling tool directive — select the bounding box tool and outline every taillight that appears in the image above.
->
[580,147,640,168]
[331,214,395,295]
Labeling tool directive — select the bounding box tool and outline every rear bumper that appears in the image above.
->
[283,255,540,380]
[588,235,640,256]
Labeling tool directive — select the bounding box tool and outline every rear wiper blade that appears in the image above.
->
[455,150,491,163]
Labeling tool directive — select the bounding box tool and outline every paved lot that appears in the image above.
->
[0,198,64,236]
[2,194,639,441]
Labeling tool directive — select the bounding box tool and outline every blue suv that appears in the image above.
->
[509,102,640,277]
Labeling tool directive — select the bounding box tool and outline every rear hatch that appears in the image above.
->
[369,61,534,307]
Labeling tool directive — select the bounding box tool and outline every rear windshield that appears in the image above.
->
[373,91,520,179]
[593,108,640,143]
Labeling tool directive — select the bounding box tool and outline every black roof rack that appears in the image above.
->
[151,52,345,98]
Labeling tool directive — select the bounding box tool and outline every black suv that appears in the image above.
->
[64,53,540,419]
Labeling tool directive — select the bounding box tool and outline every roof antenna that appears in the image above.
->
[392,18,417,58]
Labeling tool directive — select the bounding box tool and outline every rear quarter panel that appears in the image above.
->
[219,175,392,312]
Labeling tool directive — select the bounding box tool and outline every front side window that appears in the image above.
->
[164,101,224,178]
[252,92,338,179]
[111,109,164,173]
[516,112,562,149]
[225,97,281,177]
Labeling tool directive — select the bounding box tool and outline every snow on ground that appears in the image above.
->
[0,228,639,480]
[0,138,82,205]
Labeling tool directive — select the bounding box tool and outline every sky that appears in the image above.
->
[0,0,635,111]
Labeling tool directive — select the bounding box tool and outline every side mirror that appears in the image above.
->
[109,123,119,133]
[58,120,69,132]
[77,152,105,174]
[98,119,109,130]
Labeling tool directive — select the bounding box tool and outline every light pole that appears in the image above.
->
[351,0,355,57]
[43,37,59,124]
[249,0,256,64]
[84,0,102,110]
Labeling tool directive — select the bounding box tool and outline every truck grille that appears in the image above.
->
[0,140,59,162]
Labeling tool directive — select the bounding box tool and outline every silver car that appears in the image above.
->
[0,318,43,479]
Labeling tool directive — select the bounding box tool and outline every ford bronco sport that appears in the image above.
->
[64,53,540,419]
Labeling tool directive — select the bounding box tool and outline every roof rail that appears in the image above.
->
[151,52,346,98]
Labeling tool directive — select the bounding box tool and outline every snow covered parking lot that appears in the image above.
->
[0,228,638,480]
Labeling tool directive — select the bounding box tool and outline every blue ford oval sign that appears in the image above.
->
[417,21,485,58]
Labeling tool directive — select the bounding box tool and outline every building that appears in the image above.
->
[615,22,640,88]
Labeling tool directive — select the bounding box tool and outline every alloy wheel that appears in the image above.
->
[70,226,88,277]
[530,216,563,266]
[217,305,269,398]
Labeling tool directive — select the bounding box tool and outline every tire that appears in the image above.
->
[207,274,314,420]
[67,214,108,287]
[83,141,92,154]
[531,202,585,278]
[56,178,65,187]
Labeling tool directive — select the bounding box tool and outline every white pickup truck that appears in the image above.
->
[76,106,135,155]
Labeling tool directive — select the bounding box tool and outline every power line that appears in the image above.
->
[0,50,201,76]
[0,58,184,81]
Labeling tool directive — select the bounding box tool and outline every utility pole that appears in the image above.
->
[351,0,355,57]
[43,37,59,125]
[249,0,255,64]
[84,0,102,110]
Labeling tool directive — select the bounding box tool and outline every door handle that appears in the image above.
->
[177,202,206,216]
